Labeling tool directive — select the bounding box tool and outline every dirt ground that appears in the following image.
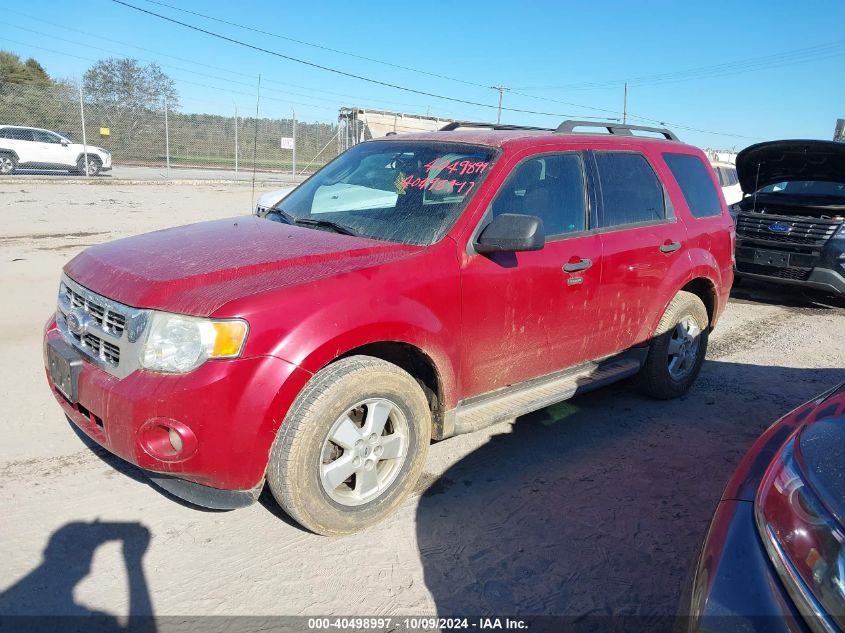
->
[1,183,843,628]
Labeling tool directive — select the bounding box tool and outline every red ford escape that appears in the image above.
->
[44,121,734,535]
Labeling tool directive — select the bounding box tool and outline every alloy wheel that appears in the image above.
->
[667,316,701,381]
[319,398,409,506]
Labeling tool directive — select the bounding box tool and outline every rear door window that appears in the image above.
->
[33,130,61,144]
[593,151,665,228]
[664,153,722,218]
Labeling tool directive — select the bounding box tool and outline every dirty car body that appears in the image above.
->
[44,121,734,534]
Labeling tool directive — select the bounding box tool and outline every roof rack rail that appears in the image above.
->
[440,121,554,132]
[556,120,679,141]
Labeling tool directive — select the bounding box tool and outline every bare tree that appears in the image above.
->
[83,58,179,145]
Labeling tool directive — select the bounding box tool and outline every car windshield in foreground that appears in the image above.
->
[759,180,845,199]
[270,140,498,245]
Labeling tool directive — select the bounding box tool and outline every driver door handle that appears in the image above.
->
[563,258,593,273]
[660,241,682,253]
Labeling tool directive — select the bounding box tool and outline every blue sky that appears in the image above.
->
[2,0,844,150]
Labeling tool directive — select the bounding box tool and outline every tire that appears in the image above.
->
[266,355,431,536]
[0,153,16,175]
[76,155,102,176]
[636,291,709,400]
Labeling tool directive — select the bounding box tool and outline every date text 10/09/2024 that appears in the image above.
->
[307,617,529,630]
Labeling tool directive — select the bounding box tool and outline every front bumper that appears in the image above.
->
[735,240,845,296]
[44,319,312,501]
[735,266,845,296]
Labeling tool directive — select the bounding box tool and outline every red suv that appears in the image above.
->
[44,121,734,535]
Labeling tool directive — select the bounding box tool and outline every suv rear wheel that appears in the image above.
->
[266,355,431,535]
[0,153,16,175]
[636,290,709,399]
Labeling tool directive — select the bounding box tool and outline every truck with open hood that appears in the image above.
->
[732,139,845,295]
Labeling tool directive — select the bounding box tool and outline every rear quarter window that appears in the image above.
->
[664,153,723,218]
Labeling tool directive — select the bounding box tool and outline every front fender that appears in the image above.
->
[276,305,460,410]
[223,242,463,409]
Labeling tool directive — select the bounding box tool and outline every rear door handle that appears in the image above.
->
[660,241,682,253]
[563,258,593,273]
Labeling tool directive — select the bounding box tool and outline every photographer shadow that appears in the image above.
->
[0,520,156,632]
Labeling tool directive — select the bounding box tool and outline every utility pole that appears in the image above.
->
[623,82,628,124]
[291,109,296,178]
[164,94,171,178]
[78,82,89,178]
[490,85,510,124]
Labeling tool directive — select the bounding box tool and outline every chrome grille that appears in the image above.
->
[56,275,149,379]
[736,213,841,247]
[78,332,121,365]
[65,285,126,335]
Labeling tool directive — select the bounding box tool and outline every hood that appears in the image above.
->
[736,140,845,194]
[64,216,421,316]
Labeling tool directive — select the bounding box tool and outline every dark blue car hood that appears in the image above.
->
[736,140,845,194]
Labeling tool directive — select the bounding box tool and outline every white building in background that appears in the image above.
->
[338,108,456,152]
[703,149,738,164]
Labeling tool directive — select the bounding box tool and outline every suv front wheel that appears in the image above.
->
[636,290,709,399]
[266,355,431,535]
[76,155,102,176]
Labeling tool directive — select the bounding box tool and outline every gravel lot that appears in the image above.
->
[1,182,843,628]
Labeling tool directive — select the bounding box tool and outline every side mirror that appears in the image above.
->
[61,140,69,147]
[475,213,545,254]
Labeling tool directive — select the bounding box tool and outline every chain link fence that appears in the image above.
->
[0,81,340,176]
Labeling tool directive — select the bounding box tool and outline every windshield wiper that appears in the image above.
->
[294,218,358,236]
[265,207,296,224]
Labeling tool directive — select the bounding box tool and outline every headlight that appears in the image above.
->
[755,438,845,631]
[140,312,248,373]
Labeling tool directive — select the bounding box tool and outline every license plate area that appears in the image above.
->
[753,249,790,267]
[47,338,83,403]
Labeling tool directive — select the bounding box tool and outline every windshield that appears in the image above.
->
[759,180,845,199]
[270,140,498,245]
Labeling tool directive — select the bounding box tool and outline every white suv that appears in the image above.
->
[0,125,112,176]
[710,161,743,206]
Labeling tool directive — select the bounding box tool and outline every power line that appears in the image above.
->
[516,38,845,91]
[0,18,462,116]
[0,36,334,113]
[3,9,465,114]
[3,5,767,141]
[0,27,472,121]
[107,0,612,121]
[507,88,762,140]
[136,0,492,90]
